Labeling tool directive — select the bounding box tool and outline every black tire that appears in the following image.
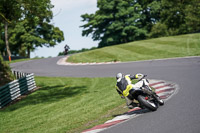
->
[137,95,158,111]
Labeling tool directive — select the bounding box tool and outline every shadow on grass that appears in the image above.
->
[3,85,87,111]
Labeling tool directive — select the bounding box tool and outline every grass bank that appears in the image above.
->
[0,77,129,133]
[67,33,200,63]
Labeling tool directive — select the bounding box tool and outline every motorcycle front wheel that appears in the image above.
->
[137,95,158,111]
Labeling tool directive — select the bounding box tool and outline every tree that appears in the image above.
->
[137,0,162,32]
[81,0,147,47]
[9,19,64,57]
[0,23,5,55]
[0,0,64,58]
[0,0,21,59]
[160,0,196,35]
[19,0,63,57]
[184,0,200,33]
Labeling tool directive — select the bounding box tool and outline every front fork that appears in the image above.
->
[142,84,161,103]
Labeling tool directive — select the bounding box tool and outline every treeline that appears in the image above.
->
[81,0,200,47]
[0,0,64,58]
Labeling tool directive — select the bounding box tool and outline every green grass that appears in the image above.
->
[67,33,200,63]
[0,77,129,133]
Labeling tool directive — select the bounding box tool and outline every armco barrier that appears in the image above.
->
[0,73,36,108]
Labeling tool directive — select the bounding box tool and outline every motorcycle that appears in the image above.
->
[129,75,164,111]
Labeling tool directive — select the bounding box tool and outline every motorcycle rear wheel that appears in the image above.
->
[137,95,158,111]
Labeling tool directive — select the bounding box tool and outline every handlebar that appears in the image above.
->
[138,74,147,81]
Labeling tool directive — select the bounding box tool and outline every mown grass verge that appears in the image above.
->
[0,77,129,133]
[67,33,200,63]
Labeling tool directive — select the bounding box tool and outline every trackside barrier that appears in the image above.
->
[0,73,36,108]
[12,71,30,79]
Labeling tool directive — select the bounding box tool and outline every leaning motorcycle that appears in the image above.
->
[129,75,164,111]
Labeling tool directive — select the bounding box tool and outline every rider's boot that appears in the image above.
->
[128,102,140,109]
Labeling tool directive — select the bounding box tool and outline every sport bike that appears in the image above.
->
[130,75,164,111]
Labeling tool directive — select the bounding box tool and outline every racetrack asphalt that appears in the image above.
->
[10,56,200,133]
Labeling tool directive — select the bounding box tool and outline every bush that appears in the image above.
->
[149,23,168,38]
[0,55,15,87]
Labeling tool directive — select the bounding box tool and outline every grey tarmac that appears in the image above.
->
[10,56,200,133]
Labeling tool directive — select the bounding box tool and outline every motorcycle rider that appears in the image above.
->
[64,44,70,55]
[115,73,162,109]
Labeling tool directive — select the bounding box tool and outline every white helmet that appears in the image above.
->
[116,73,123,80]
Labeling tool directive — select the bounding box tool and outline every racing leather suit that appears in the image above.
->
[115,73,143,108]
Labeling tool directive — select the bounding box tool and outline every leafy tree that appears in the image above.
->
[0,0,64,58]
[0,23,5,55]
[0,0,21,58]
[184,0,200,33]
[9,19,64,57]
[160,0,199,35]
[137,0,162,32]
[81,0,147,47]
[23,0,64,57]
